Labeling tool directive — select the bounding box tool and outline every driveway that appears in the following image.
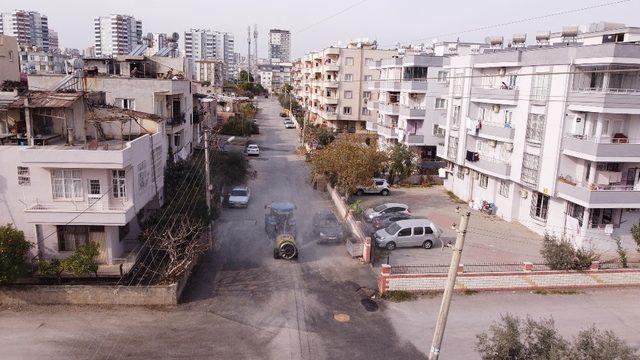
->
[355,186,545,266]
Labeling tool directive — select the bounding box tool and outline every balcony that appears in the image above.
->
[399,106,426,118]
[436,143,446,158]
[377,124,399,139]
[319,110,338,121]
[562,135,640,161]
[556,180,640,208]
[324,47,340,56]
[465,154,511,178]
[380,58,403,67]
[322,80,339,88]
[321,95,339,105]
[323,64,339,72]
[567,90,640,114]
[366,121,377,131]
[469,123,516,141]
[401,81,428,92]
[403,134,425,145]
[379,103,400,115]
[380,80,401,91]
[471,87,519,105]
[24,200,135,226]
[367,101,379,111]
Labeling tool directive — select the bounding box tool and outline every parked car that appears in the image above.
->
[364,203,410,222]
[246,144,260,156]
[374,219,443,250]
[312,210,345,244]
[228,186,251,208]
[355,178,390,196]
[371,212,413,230]
[279,112,287,117]
[284,119,296,129]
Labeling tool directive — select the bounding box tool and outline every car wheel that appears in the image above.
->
[423,240,433,249]
[381,189,390,196]
[356,189,364,196]
[385,242,396,251]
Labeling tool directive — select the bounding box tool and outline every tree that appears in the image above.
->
[477,314,639,360]
[631,221,640,252]
[306,125,335,147]
[238,102,258,120]
[0,224,33,284]
[220,118,258,136]
[211,150,250,189]
[310,134,388,195]
[61,242,100,277]
[541,234,600,270]
[387,143,418,184]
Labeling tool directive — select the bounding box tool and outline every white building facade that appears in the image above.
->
[0,10,50,51]
[184,29,235,80]
[268,29,291,63]
[94,14,143,57]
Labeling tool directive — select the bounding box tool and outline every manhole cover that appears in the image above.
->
[333,313,350,322]
[360,298,379,312]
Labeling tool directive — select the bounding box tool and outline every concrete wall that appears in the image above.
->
[0,284,179,305]
[0,35,20,82]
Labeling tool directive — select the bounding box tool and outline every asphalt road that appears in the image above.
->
[2,98,640,360]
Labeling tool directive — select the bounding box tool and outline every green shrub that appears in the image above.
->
[37,258,63,280]
[220,118,258,136]
[61,242,100,277]
[541,235,599,271]
[381,290,414,302]
[0,224,33,284]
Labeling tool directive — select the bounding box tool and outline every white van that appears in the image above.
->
[373,219,443,250]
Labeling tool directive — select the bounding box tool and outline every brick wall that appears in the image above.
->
[379,263,640,294]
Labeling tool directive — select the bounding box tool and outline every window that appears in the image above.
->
[345,57,354,66]
[448,136,458,161]
[531,74,550,101]
[499,180,509,198]
[52,169,82,199]
[174,131,183,148]
[57,225,89,252]
[344,90,353,99]
[344,74,353,81]
[413,227,424,236]
[117,98,135,110]
[8,50,14,62]
[456,166,465,180]
[398,228,411,237]
[521,153,540,186]
[504,110,513,127]
[362,107,370,116]
[362,91,371,99]
[88,179,101,195]
[364,58,374,66]
[435,98,446,109]
[153,145,163,181]
[364,75,372,81]
[479,174,488,188]
[112,170,126,199]
[137,161,148,189]
[17,166,30,186]
[567,202,585,224]
[437,71,448,83]
[424,226,434,234]
[530,192,549,221]
[452,105,461,128]
[343,107,352,115]
[525,114,545,143]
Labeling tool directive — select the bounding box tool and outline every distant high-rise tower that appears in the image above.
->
[253,24,258,67]
[0,10,50,51]
[184,29,236,79]
[94,14,142,56]
[268,29,290,63]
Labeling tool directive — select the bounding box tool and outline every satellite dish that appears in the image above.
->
[171,32,180,42]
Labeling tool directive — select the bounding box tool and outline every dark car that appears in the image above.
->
[312,210,345,244]
[371,212,412,230]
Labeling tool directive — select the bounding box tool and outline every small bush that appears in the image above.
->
[381,290,414,302]
[37,258,63,280]
[220,118,258,136]
[349,199,365,218]
[541,235,600,271]
[61,242,100,277]
[615,237,628,268]
[0,224,33,284]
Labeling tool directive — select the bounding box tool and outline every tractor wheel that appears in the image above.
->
[279,243,298,260]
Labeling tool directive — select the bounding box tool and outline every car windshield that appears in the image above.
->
[373,204,387,212]
[230,190,247,196]
[385,222,401,235]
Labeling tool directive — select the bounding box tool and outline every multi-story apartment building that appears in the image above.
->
[0,34,20,81]
[257,62,292,93]
[195,58,225,88]
[48,29,59,52]
[28,55,197,158]
[94,14,143,57]
[18,47,67,74]
[269,29,291,63]
[440,23,640,251]
[296,41,396,132]
[184,29,235,79]
[0,10,50,51]
[0,90,166,275]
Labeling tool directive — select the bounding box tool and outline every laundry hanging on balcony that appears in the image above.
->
[466,150,479,162]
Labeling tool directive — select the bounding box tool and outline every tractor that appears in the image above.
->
[265,202,298,260]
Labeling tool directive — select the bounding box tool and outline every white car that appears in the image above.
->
[228,186,250,208]
[284,120,296,129]
[364,203,410,223]
[246,144,260,156]
[356,178,390,196]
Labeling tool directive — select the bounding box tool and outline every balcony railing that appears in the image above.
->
[471,87,519,104]
[562,134,640,160]
[567,88,640,112]
[469,122,516,140]
[465,153,511,177]
[403,134,425,145]
[365,121,377,131]
[399,105,426,118]
[319,110,338,121]
[377,124,399,139]
[556,178,640,207]
[379,103,400,115]
[379,80,401,91]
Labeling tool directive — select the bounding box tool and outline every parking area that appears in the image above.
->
[356,185,545,266]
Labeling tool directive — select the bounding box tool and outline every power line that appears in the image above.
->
[294,0,371,34]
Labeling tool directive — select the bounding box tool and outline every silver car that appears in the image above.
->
[374,219,443,250]
[364,203,410,223]
[228,186,250,208]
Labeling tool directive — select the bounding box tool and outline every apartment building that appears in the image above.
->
[18,47,67,74]
[0,34,20,81]
[0,10,50,51]
[257,62,292,93]
[94,14,143,57]
[28,55,197,158]
[194,58,225,87]
[440,23,640,251]
[269,29,291,63]
[48,29,59,51]
[0,90,166,275]
[296,41,396,132]
[184,29,235,79]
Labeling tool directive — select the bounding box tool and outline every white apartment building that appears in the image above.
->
[94,14,143,57]
[367,53,447,160]
[0,10,50,51]
[296,41,396,132]
[0,90,166,275]
[48,29,59,51]
[440,23,640,252]
[0,34,20,82]
[184,29,235,79]
[269,29,291,63]
[19,48,67,74]
[195,58,225,87]
[257,62,292,93]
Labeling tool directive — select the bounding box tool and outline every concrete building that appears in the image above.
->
[0,10,50,51]
[0,34,20,82]
[269,29,291,63]
[439,23,640,252]
[48,29,59,52]
[257,62,292,93]
[194,58,225,89]
[295,41,396,132]
[18,47,68,74]
[94,14,143,57]
[28,55,197,158]
[184,29,235,79]
[0,90,165,275]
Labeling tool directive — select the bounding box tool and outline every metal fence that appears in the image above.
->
[389,261,640,275]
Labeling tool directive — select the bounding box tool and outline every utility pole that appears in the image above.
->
[247,26,252,81]
[428,210,471,360]
[203,129,213,246]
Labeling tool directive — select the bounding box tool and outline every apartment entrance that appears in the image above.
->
[57,225,108,264]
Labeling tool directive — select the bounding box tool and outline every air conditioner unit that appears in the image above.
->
[505,143,514,152]
[488,140,497,147]
[499,67,506,76]
[492,104,500,113]
[520,189,528,198]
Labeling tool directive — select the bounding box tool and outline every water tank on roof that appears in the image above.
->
[512,34,526,47]
[536,31,551,44]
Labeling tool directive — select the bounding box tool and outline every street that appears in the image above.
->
[2,98,640,360]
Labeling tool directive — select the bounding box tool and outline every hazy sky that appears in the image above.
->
[4,0,639,58]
